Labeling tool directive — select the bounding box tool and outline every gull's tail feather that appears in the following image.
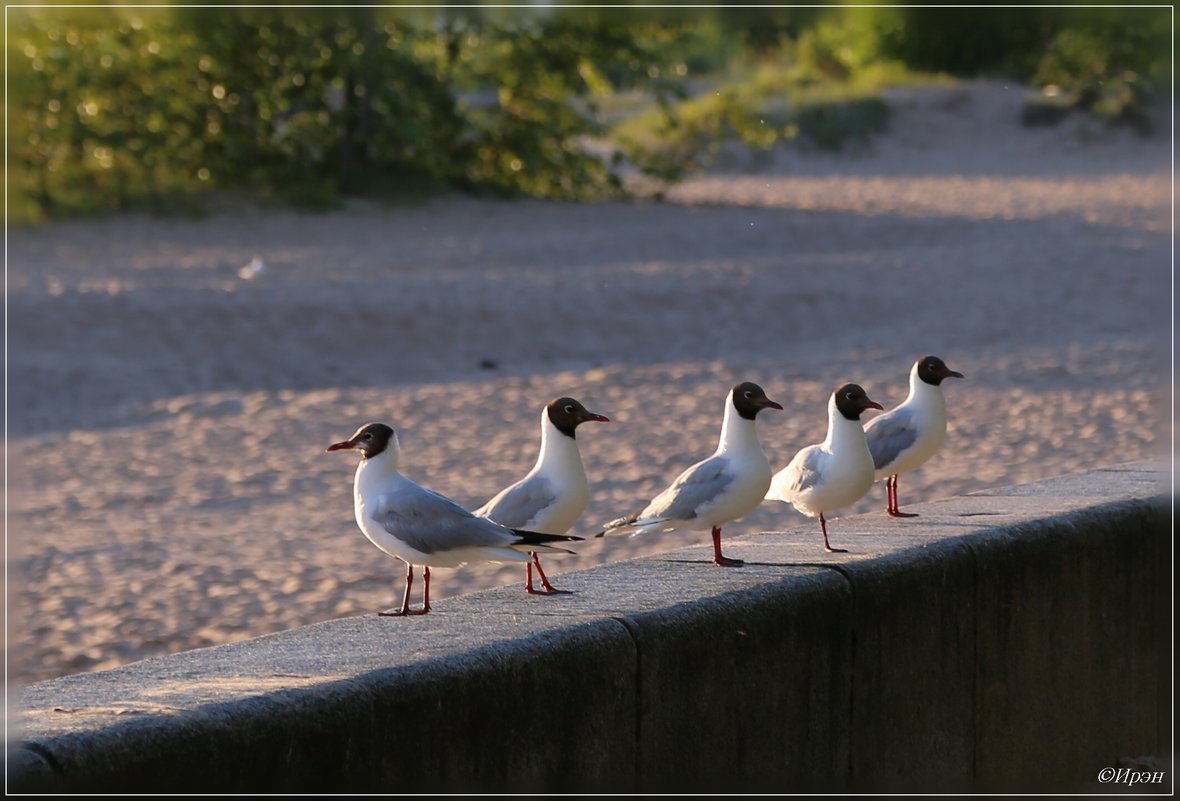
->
[765,472,796,503]
[596,511,639,538]
[510,529,582,555]
[597,514,670,538]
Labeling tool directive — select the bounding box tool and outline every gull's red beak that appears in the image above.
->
[865,400,885,412]
[326,440,354,452]
[586,413,611,423]
[762,399,784,411]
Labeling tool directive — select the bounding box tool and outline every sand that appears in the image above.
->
[7,82,1172,686]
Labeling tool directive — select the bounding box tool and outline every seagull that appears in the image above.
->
[599,381,783,567]
[327,422,582,615]
[865,355,964,517]
[475,397,610,595]
[764,383,883,553]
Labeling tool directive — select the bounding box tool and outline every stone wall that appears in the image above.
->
[8,461,1170,793]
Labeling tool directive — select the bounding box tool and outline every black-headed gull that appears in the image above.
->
[764,383,883,553]
[599,381,783,567]
[327,422,582,615]
[475,397,610,595]
[865,355,963,517]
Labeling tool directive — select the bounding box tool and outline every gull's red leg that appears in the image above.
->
[712,526,744,567]
[409,566,431,615]
[525,560,538,594]
[821,513,848,553]
[888,474,918,518]
[380,562,415,616]
[532,552,572,594]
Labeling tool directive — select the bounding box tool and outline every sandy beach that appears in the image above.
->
[7,82,1171,687]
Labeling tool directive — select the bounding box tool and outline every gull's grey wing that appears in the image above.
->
[475,475,558,530]
[865,408,919,471]
[641,455,734,522]
[775,446,825,497]
[376,482,519,556]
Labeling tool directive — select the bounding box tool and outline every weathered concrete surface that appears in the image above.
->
[970,500,1164,790]
[625,568,851,793]
[7,460,1170,793]
[844,541,977,791]
[11,616,641,793]
[443,558,854,793]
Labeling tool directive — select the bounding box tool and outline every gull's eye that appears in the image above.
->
[362,433,373,440]
[743,391,752,399]
[564,405,574,414]
[845,392,855,400]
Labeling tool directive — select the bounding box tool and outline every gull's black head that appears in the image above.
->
[326,422,396,459]
[732,382,784,420]
[546,397,610,438]
[833,383,884,421]
[916,355,964,386]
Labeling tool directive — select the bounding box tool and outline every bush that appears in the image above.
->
[870,7,1048,76]
[8,9,465,217]
[7,6,1171,221]
[7,7,682,220]
[611,19,901,184]
[10,10,212,217]
[613,86,782,181]
[1028,16,1165,132]
[870,5,1168,131]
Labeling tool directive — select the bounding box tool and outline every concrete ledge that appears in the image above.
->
[7,460,1171,793]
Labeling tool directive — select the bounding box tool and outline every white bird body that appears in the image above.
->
[605,384,778,537]
[863,355,962,517]
[763,383,882,552]
[352,441,534,569]
[767,393,876,517]
[473,397,609,594]
[866,365,949,480]
[476,406,590,535]
[329,421,580,614]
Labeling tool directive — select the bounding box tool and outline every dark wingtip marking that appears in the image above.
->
[512,529,584,544]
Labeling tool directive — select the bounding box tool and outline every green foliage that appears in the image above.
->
[173,8,464,204]
[10,10,212,217]
[612,21,902,184]
[447,12,657,198]
[867,6,1168,132]
[714,8,828,53]
[6,6,1171,222]
[614,86,782,182]
[614,71,893,184]
[1026,11,1167,132]
[8,7,676,220]
[9,8,452,217]
[790,14,890,85]
[870,7,1049,77]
